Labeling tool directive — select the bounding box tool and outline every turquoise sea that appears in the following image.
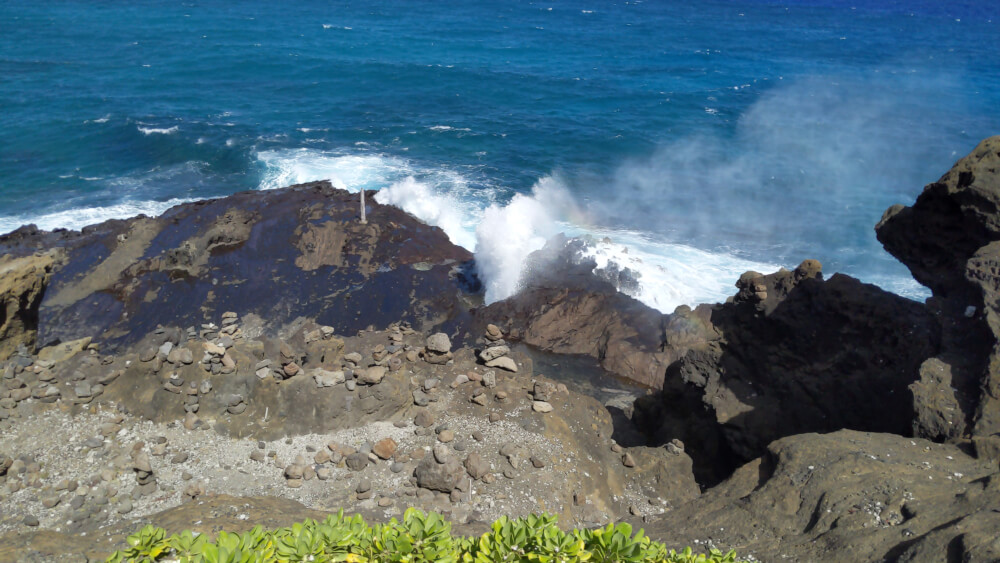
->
[2,0,998,310]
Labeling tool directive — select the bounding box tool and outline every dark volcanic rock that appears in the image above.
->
[635,264,939,483]
[877,136,1000,438]
[0,182,477,352]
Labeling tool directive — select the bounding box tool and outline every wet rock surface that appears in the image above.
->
[0,182,478,354]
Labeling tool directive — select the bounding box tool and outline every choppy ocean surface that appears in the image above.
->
[2,0,998,311]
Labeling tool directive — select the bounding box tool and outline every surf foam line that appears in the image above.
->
[137,125,179,135]
[255,148,782,313]
[0,162,213,235]
[0,198,195,235]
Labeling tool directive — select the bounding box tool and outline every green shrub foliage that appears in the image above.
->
[106,508,745,563]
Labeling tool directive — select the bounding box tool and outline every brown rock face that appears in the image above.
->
[876,136,1000,438]
[0,251,58,361]
[479,235,680,388]
[646,430,999,563]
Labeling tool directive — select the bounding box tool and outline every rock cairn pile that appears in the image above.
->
[423,333,453,365]
[478,324,517,373]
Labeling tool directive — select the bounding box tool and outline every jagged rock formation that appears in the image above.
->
[636,263,940,483]
[877,135,1000,442]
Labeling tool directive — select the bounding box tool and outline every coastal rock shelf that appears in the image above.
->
[1,138,1000,562]
[0,182,478,356]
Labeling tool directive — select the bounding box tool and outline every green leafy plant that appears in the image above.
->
[104,510,747,563]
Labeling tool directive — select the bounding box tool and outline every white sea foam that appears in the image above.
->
[574,231,778,311]
[257,149,488,249]
[472,176,779,311]
[0,162,209,235]
[375,177,477,249]
[0,198,194,235]
[137,125,178,135]
[257,149,413,191]
[429,125,471,132]
[475,177,576,303]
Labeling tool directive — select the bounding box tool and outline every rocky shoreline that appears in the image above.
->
[1,137,1000,562]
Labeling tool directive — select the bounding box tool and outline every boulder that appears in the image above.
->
[478,346,509,363]
[485,356,518,372]
[344,453,369,472]
[634,264,939,484]
[358,366,386,385]
[426,333,451,354]
[414,455,465,493]
[312,369,345,388]
[464,453,490,480]
[372,438,397,460]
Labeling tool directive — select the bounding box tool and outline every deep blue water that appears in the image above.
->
[2,0,998,310]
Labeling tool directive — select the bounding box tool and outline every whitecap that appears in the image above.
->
[256,148,489,249]
[257,149,415,192]
[574,231,778,312]
[137,125,178,135]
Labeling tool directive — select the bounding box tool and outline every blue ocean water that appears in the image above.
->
[2,0,998,311]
